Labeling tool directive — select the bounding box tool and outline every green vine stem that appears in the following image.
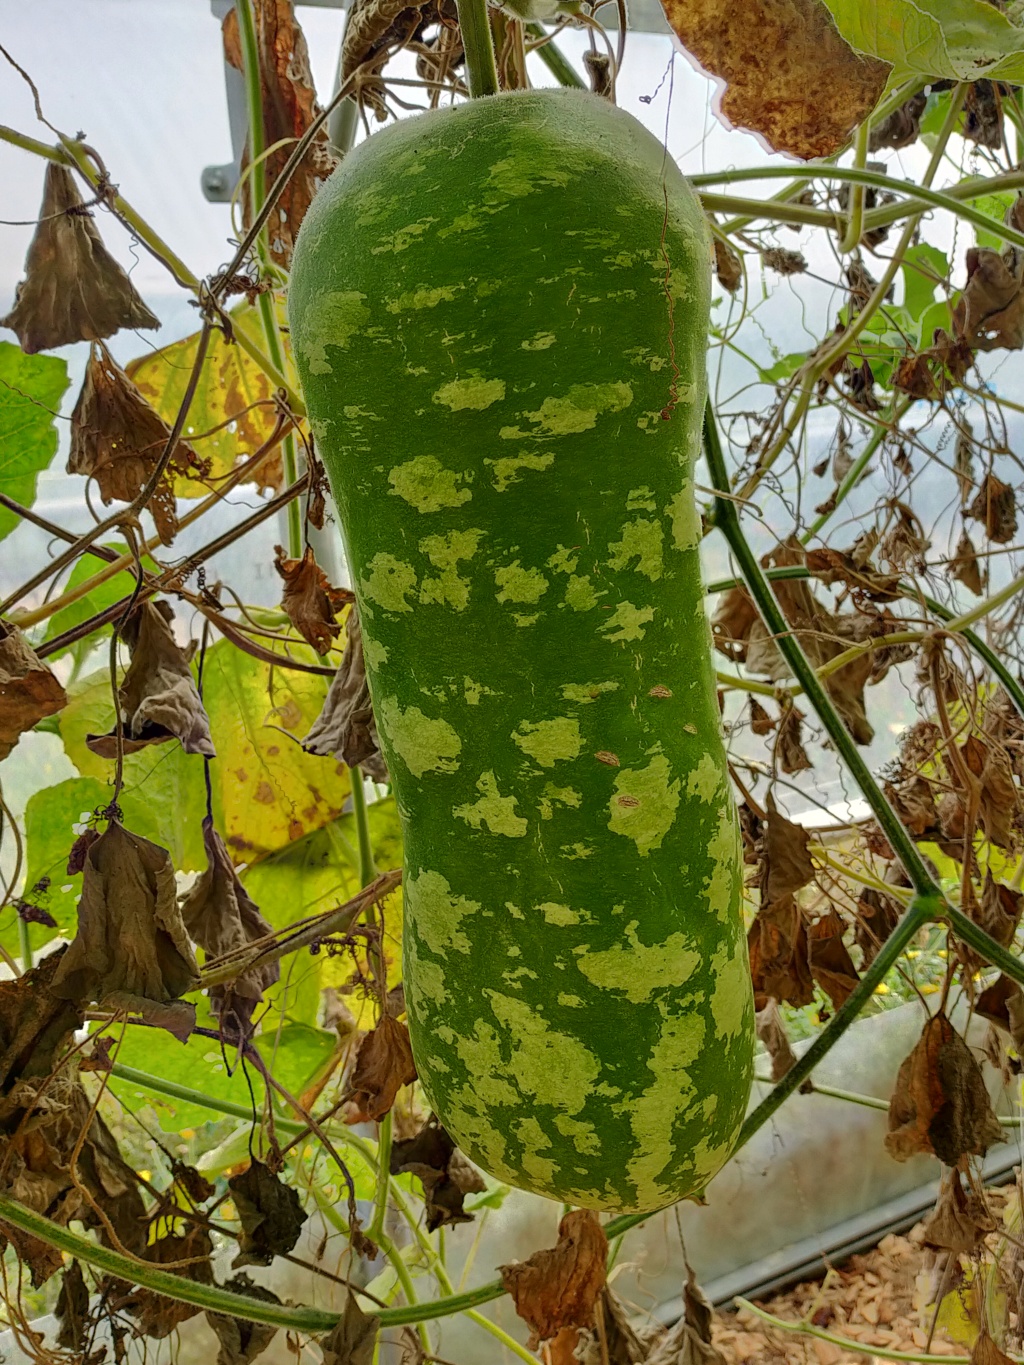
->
[838,115,870,255]
[525,24,584,88]
[454,0,499,97]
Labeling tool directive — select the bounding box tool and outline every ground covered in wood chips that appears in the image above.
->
[711,1184,1021,1363]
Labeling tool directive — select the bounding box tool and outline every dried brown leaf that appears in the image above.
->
[346,1014,417,1122]
[50,820,199,1041]
[274,545,350,655]
[760,247,807,275]
[869,91,927,150]
[0,624,67,761]
[808,908,859,1011]
[500,1210,608,1349]
[646,1266,728,1365]
[56,1260,90,1351]
[777,704,812,775]
[0,163,160,353]
[955,246,1024,351]
[804,546,902,603]
[179,817,280,1043]
[321,1293,380,1365]
[885,1012,1003,1165]
[658,0,888,159]
[86,600,215,759]
[222,1,337,268]
[303,603,388,780]
[965,872,1023,966]
[976,975,1024,1055]
[228,1161,307,1268]
[968,471,1018,543]
[206,1274,280,1365]
[755,998,797,1082]
[958,734,1019,850]
[748,896,814,1009]
[972,1332,1015,1365]
[68,344,206,544]
[572,1287,648,1364]
[921,1170,994,1255]
[340,0,434,122]
[760,794,814,903]
[748,697,775,735]
[714,239,742,293]
[125,1226,214,1338]
[390,1114,485,1232]
[950,531,987,596]
[955,425,975,507]
[879,499,930,573]
[855,887,901,969]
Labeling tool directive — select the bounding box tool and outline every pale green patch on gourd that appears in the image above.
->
[522,332,556,350]
[689,1132,731,1183]
[487,991,600,1113]
[519,381,633,436]
[377,697,461,777]
[406,869,478,955]
[626,486,658,511]
[388,455,472,513]
[495,561,549,604]
[418,528,483,611]
[573,920,699,1004]
[293,291,369,374]
[561,681,620,704]
[607,517,664,581]
[360,554,418,613]
[424,1054,449,1074]
[558,993,584,1007]
[539,902,580,926]
[538,784,581,819]
[555,1114,601,1155]
[433,376,506,411]
[370,217,438,254]
[405,930,446,1003]
[512,717,582,767]
[561,842,593,859]
[704,804,741,920]
[666,480,701,552]
[386,284,461,313]
[455,1022,521,1106]
[686,753,723,804]
[607,754,680,855]
[546,546,578,574]
[514,612,541,627]
[361,636,388,671]
[486,156,573,200]
[506,902,525,920]
[625,1007,704,1207]
[444,1084,514,1178]
[515,1116,559,1185]
[563,575,601,612]
[485,451,554,492]
[454,771,528,837]
[463,676,496,705]
[599,601,655,642]
[709,939,753,1039]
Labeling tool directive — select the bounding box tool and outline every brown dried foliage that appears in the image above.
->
[969,471,1018,544]
[501,1209,608,1349]
[754,998,797,1081]
[228,1160,307,1267]
[0,623,67,761]
[321,1294,380,1365]
[274,544,351,655]
[955,246,1024,352]
[346,1013,417,1122]
[303,602,389,780]
[390,1114,485,1231]
[206,1274,282,1365]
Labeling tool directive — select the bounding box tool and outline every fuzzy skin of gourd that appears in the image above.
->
[289,87,754,1213]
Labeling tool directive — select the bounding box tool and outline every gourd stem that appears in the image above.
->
[455,0,500,98]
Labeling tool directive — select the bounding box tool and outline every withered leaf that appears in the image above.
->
[760,247,807,275]
[869,91,927,151]
[969,471,1018,544]
[955,426,975,508]
[206,1274,280,1365]
[879,499,929,573]
[855,887,901,969]
[346,1014,417,1123]
[804,546,901,604]
[0,949,83,1092]
[320,1292,380,1365]
[950,531,987,596]
[713,239,742,293]
[955,246,1024,352]
[86,600,215,759]
[56,1260,90,1351]
[228,1160,307,1267]
[657,0,887,159]
[500,1210,608,1349]
[977,975,1024,1056]
[972,1332,1015,1365]
[50,820,199,1041]
[390,1114,485,1232]
[646,1266,728,1365]
[885,1012,1003,1166]
[755,998,796,1082]
[964,81,1004,150]
[1,163,160,354]
[748,895,814,1009]
[808,909,859,1011]
[760,795,814,904]
[67,827,101,875]
[959,734,1019,851]
[340,0,436,122]
[0,624,67,761]
[920,1170,993,1255]
[777,704,812,775]
[572,1287,648,1365]
[748,697,775,735]
[222,1,337,268]
[304,603,388,782]
[180,816,280,1043]
[274,545,350,655]
[68,344,207,545]
[963,872,1023,971]
[125,1225,214,1338]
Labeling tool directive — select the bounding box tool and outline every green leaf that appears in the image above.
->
[0,342,69,542]
[900,244,948,324]
[758,352,806,384]
[820,0,1024,84]
[969,192,1020,250]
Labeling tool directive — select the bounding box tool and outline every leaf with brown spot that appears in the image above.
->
[50,820,199,1041]
[320,1293,380,1365]
[955,246,1024,351]
[950,531,987,595]
[206,1274,281,1365]
[714,239,742,293]
[748,895,814,1009]
[920,1170,993,1255]
[808,908,859,1011]
[179,816,280,1043]
[969,471,1018,544]
[346,1014,417,1123]
[1,163,160,353]
[303,603,388,782]
[657,0,887,159]
[500,1209,608,1349]
[228,1161,307,1268]
[68,344,207,545]
[755,998,796,1082]
[0,624,67,761]
[390,1114,485,1232]
[760,794,814,903]
[274,545,351,656]
[222,0,337,268]
[85,600,215,759]
[646,1266,728,1365]
[885,1012,1003,1165]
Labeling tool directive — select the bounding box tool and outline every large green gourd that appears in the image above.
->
[289,88,754,1214]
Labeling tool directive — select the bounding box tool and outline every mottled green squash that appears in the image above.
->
[289,88,754,1213]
